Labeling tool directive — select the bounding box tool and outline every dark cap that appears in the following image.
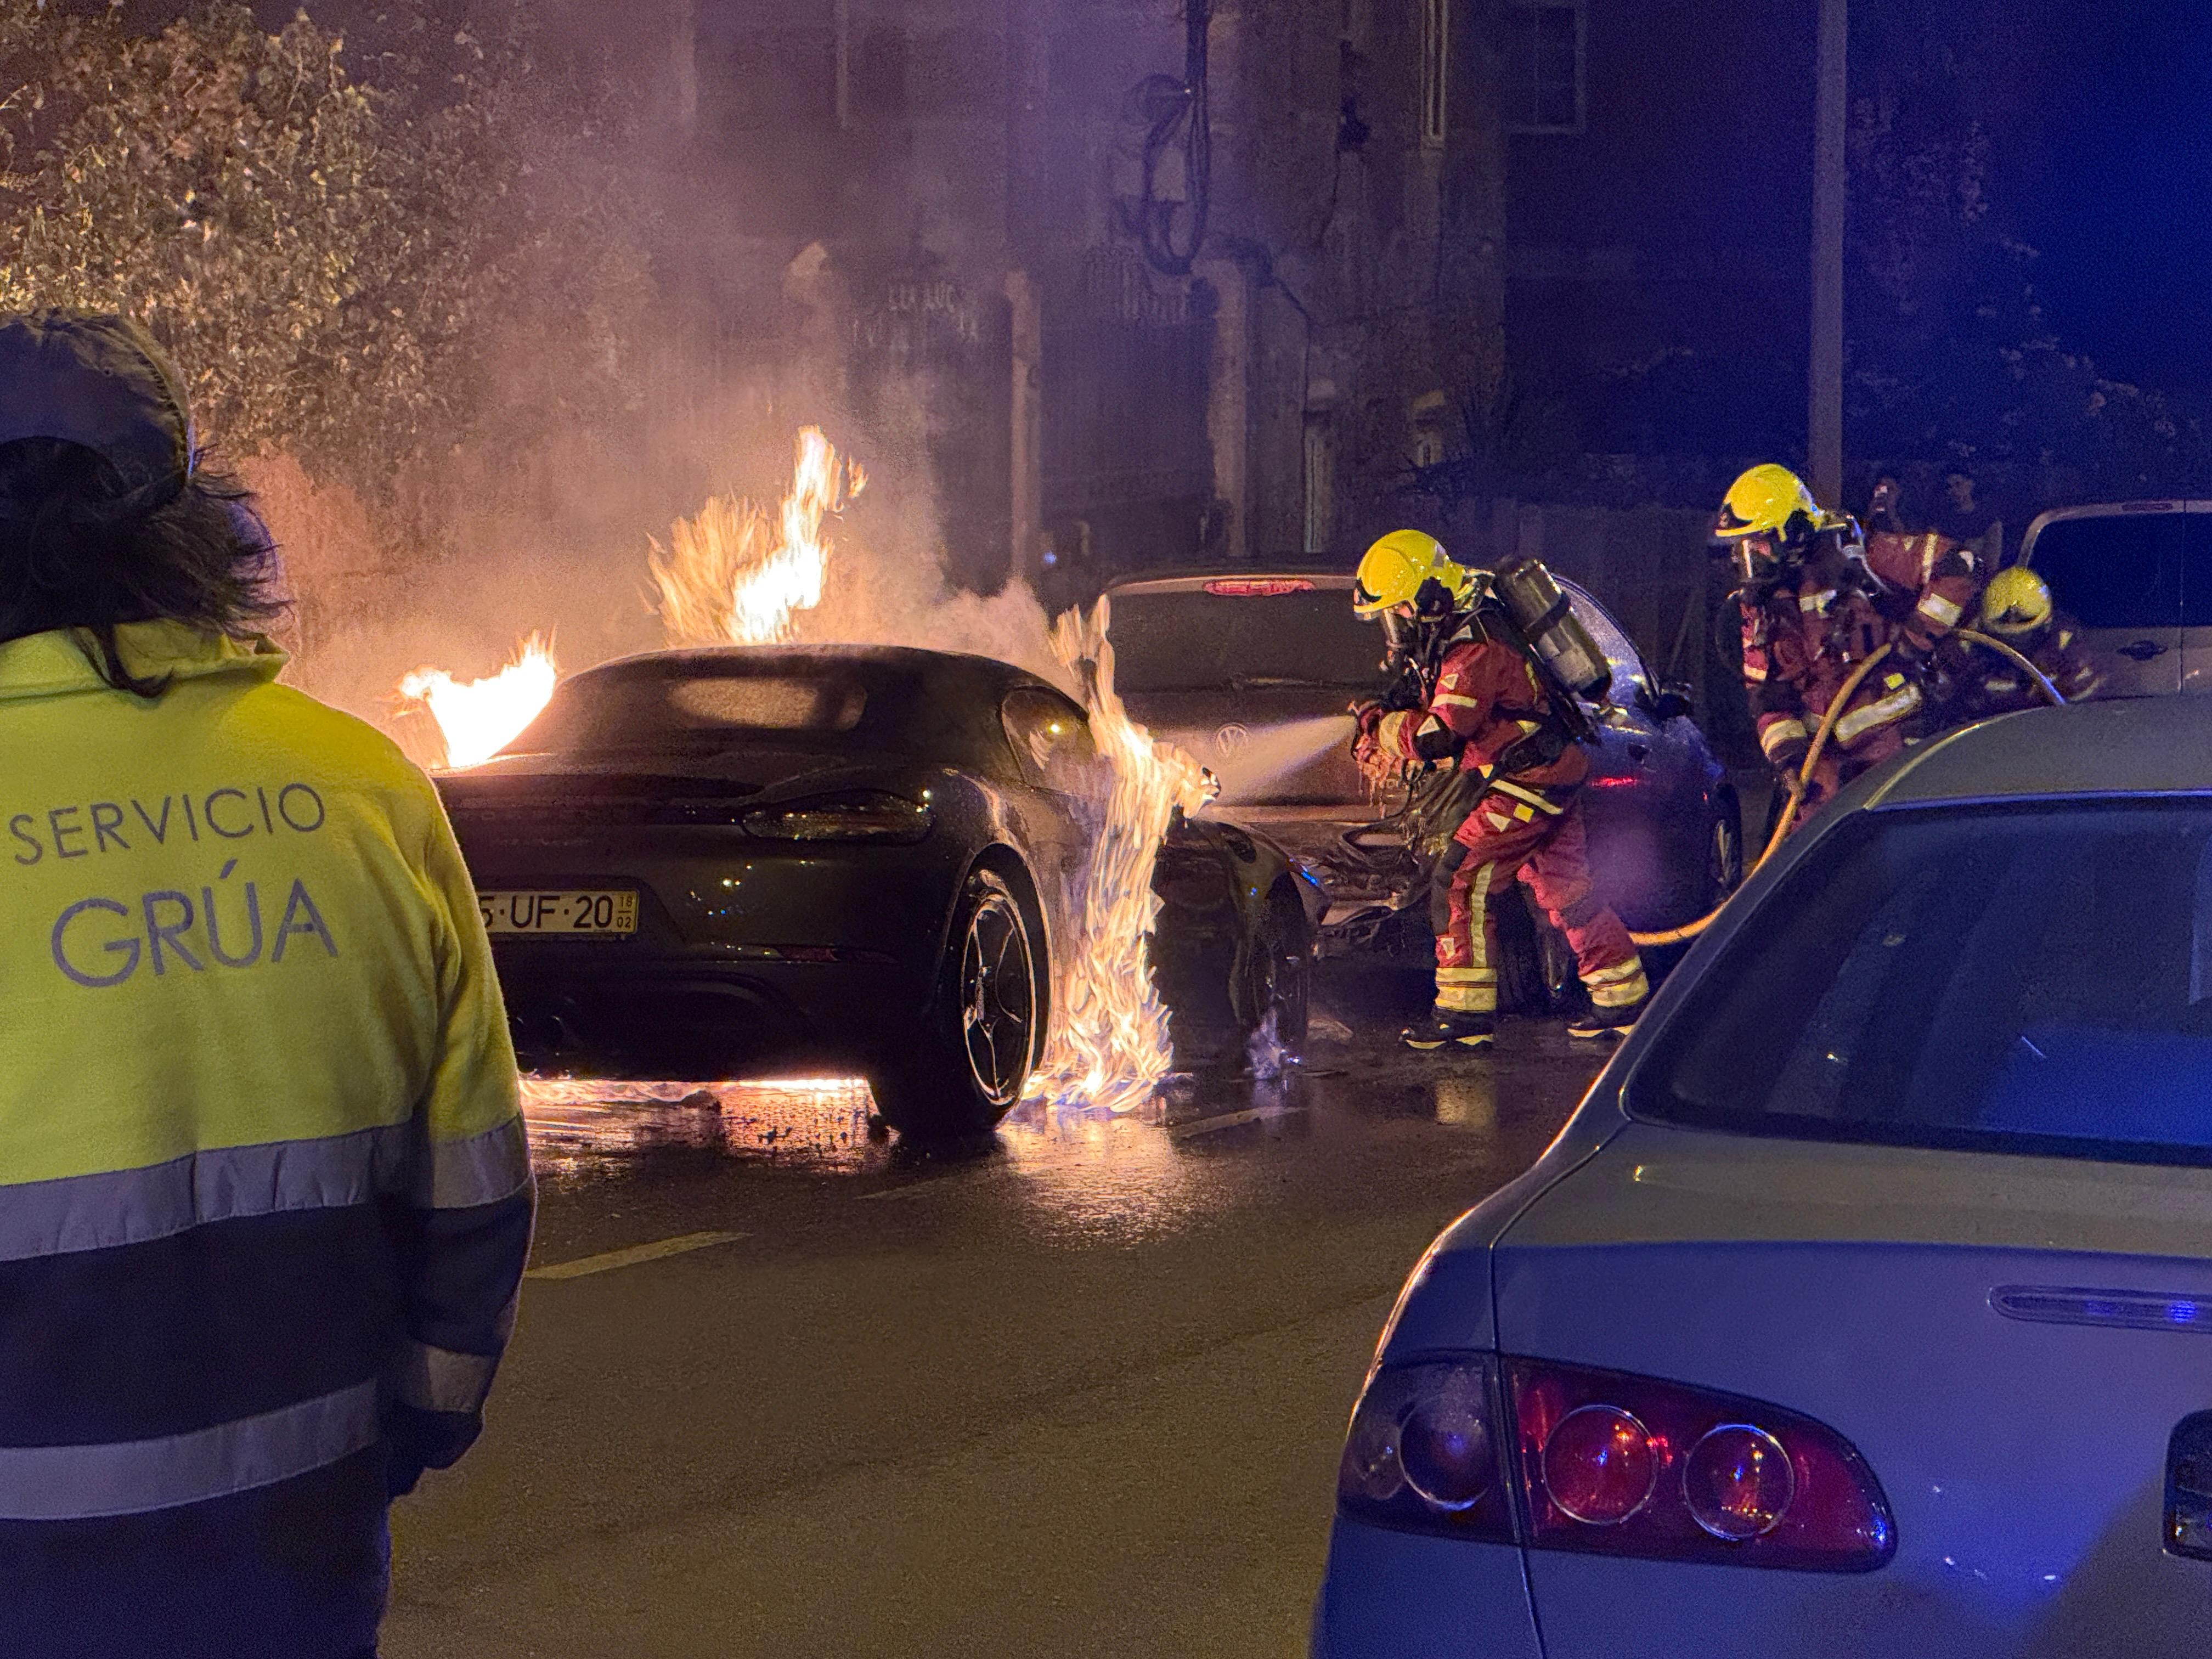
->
[0,311,196,492]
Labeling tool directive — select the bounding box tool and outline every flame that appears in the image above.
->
[399,634,559,770]
[392,433,1200,1119]
[650,426,866,646]
[1030,598,1212,1114]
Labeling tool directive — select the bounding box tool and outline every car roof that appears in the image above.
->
[569,642,1059,695]
[1867,697,2212,807]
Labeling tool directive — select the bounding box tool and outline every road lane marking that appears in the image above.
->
[526,1230,747,1282]
[1167,1105,1307,1139]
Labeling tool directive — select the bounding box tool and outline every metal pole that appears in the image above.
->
[1810,0,1846,507]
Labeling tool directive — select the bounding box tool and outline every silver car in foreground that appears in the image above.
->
[1317,693,2212,1657]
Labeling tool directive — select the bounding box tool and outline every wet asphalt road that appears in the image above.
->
[381,970,1610,1659]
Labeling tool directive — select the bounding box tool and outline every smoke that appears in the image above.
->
[210,15,1084,748]
[249,324,1073,760]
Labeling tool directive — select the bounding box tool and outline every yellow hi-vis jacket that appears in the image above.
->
[0,622,531,1658]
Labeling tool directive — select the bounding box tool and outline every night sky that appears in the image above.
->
[2013,1,2212,396]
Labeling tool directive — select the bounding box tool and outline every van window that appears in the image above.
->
[2030,514,2182,630]
[2184,516,2212,627]
[1628,803,2212,1166]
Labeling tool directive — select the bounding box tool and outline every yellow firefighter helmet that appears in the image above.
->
[1353,530,1475,617]
[1979,566,2053,639]
[1714,464,1824,544]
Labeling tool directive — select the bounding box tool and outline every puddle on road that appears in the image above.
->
[521,1076,881,1177]
[518,1032,1602,1231]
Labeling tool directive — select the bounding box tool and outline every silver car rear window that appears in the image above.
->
[1628,802,2212,1166]
[1107,590,1389,694]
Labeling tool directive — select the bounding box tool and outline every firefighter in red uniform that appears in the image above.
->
[1714,466,1981,826]
[1929,565,2097,720]
[1351,532,1649,1052]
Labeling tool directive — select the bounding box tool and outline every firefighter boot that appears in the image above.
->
[1566,997,1646,1041]
[1403,1009,1496,1052]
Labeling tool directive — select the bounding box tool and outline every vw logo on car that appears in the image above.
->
[1214,723,1252,758]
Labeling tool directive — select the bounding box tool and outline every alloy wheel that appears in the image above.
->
[959,891,1035,1107]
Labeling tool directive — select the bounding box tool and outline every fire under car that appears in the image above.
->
[1105,570,1744,1008]
[434,644,1323,1140]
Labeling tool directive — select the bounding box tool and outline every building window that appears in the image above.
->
[1419,0,1449,148]
[1304,415,1337,556]
[1505,0,1585,136]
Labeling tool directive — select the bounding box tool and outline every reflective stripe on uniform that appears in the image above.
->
[1836,682,1924,746]
[1491,779,1565,816]
[0,1116,531,1266]
[0,1380,379,1522]
[1759,718,1810,760]
[1916,593,1963,627]
[1585,964,1651,1008]
[1433,693,1483,712]
[413,1117,533,1210]
[394,1339,502,1415]
[0,1126,405,1265]
[1438,862,1499,1013]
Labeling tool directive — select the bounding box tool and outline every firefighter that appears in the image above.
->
[1351,531,1649,1051]
[0,310,531,1658]
[1715,464,1980,826]
[1936,565,2098,718]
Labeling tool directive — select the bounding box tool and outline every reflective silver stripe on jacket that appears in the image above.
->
[395,1339,501,1414]
[0,1114,532,1263]
[410,1117,533,1210]
[0,1126,407,1265]
[0,1380,379,1521]
[1836,682,1924,747]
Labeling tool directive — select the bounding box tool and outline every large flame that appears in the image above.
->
[400,634,559,770]
[650,426,866,647]
[1029,599,1212,1114]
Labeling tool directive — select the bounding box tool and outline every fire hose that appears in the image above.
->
[1625,628,2066,950]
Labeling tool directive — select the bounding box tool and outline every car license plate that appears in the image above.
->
[479,890,639,937]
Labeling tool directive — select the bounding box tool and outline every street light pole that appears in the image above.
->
[1810,0,1846,507]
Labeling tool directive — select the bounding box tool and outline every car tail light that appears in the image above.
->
[1338,1356,1894,1571]
[1203,578,1317,597]
[1539,1404,1659,1525]
[1336,1359,1516,1543]
[741,793,934,844]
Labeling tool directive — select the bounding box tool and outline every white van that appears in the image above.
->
[2019,500,2212,697]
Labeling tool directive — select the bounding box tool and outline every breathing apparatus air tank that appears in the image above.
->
[1494,558,1612,701]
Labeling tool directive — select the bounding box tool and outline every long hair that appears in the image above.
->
[0,438,287,697]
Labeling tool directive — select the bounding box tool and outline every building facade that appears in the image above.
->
[661,0,1508,596]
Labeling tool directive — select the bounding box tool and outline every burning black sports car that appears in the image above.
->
[435,645,1319,1139]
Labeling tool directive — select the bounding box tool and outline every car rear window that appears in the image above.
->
[512,668,867,753]
[1628,802,2212,1166]
[1107,588,1387,693]
[2029,513,2183,630]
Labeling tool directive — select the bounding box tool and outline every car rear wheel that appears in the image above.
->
[872,867,1039,1140]
[1706,802,1745,910]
